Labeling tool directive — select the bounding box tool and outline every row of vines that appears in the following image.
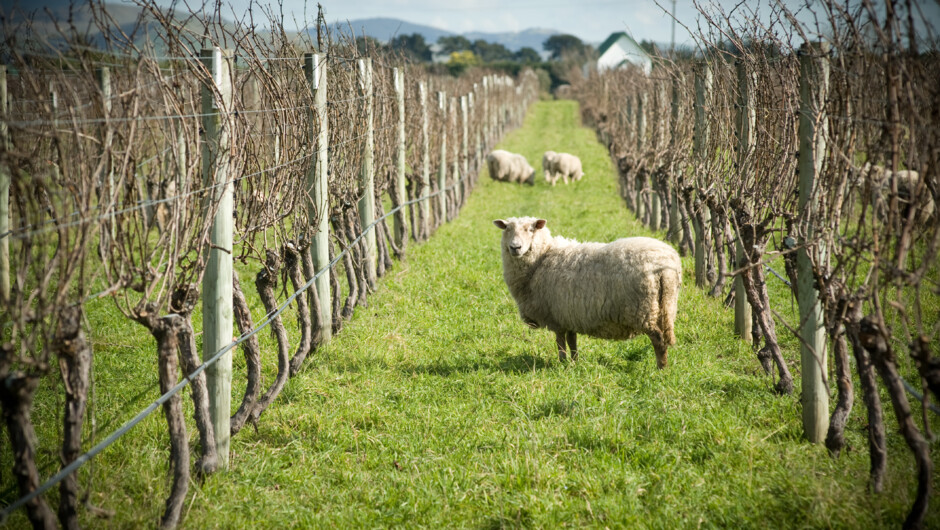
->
[576,1,937,527]
[0,1,538,528]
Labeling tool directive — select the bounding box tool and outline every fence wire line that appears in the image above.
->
[0,166,474,523]
[6,113,425,238]
[3,147,317,241]
[761,263,937,417]
[6,92,394,128]
[0,144,176,239]
[2,107,460,240]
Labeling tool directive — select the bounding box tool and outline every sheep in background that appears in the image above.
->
[486,149,535,185]
[851,162,935,224]
[542,150,559,185]
[542,151,584,186]
[494,217,681,368]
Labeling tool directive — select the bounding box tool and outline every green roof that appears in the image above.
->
[597,31,645,57]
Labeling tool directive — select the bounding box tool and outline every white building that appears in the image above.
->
[596,32,652,74]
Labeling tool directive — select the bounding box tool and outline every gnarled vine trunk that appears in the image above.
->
[250,250,291,425]
[860,315,932,529]
[844,303,886,492]
[231,273,261,436]
[0,370,57,530]
[133,311,190,530]
[55,305,92,530]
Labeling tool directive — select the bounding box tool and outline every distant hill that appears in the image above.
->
[328,17,456,45]
[326,17,560,53]
[7,6,565,58]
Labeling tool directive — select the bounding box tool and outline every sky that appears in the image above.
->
[187,0,940,47]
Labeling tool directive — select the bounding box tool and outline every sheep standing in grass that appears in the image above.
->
[859,164,936,224]
[542,151,584,186]
[555,152,585,184]
[542,150,560,185]
[494,217,681,367]
[487,149,535,185]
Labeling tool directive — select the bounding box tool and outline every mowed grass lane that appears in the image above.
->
[10,100,936,528]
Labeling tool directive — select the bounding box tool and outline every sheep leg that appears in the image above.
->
[649,330,668,369]
[566,332,578,361]
[555,332,568,362]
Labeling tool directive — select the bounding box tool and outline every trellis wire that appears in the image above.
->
[0,167,472,523]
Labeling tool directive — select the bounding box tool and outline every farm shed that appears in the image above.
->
[596,31,651,74]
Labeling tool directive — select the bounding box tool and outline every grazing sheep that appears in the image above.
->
[487,149,535,185]
[555,152,585,184]
[542,150,559,185]
[494,217,681,368]
[542,151,584,186]
[854,162,935,224]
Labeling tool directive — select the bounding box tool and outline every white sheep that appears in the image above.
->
[542,150,558,184]
[486,149,535,186]
[494,217,681,367]
[542,151,584,186]
[855,162,935,224]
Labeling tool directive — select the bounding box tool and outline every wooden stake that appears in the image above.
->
[693,62,713,288]
[358,58,377,289]
[200,47,234,467]
[392,68,407,252]
[734,60,754,342]
[797,41,830,443]
[0,66,10,304]
[437,91,447,224]
[419,82,430,240]
[305,52,331,343]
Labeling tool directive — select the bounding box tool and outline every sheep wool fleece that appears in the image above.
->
[494,216,682,367]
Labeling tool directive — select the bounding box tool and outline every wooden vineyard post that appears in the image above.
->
[734,60,754,342]
[460,95,469,199]
[693,62,713,288]
[482,77,490,148]
[392,68,407,253]
[200,46,234,466]
[667,73,681,244]
[96,67,117,248]
[0,66,9,305]
[635,91,647,224]
[358,58,377,289]
[437,91,448,224]
[649,75,664,231]
[305,52,331,343]
[797,41,830,443]
[419,82,430,240]
[450,96,460,216]
[625,96,634,146]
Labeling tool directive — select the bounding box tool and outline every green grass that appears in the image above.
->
[3,100,939,528]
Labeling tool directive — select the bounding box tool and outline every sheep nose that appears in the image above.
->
[509,241,522,254]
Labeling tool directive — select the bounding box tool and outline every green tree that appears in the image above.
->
[389,33,431,62]
[471,39,512,62]
[543,34,585,60]
[446,50,481,76]
[513,47,541,63]
[438,35,472,54]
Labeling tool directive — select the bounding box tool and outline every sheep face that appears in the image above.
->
[494,217,546,258]
[525,167,536,186]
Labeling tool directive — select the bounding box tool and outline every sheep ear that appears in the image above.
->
[534,219,546,230]
[493,219,508,230]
